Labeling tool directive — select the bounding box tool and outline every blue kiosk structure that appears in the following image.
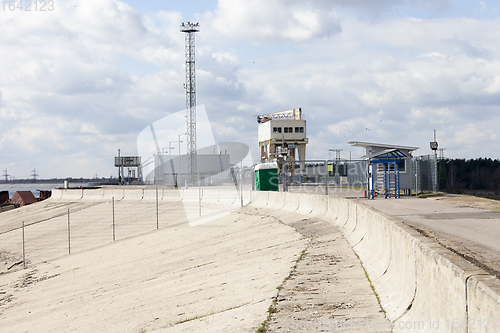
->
[367,149,408,199]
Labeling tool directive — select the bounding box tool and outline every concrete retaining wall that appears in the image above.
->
[250,191,500,333]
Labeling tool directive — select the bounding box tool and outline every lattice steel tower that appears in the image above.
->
[180,22,199,184]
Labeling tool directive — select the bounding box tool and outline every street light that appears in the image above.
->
[170,140,185,186]
[162,147,174,184]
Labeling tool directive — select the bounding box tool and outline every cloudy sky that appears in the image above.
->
[0,0,499,179]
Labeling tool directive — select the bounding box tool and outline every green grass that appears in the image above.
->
[416,193,444,198]
[354,252,385,314]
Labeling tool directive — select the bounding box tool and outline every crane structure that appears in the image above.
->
[181,22,200,184]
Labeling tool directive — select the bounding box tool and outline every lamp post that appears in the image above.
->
[170,140,184,186]
[163,146,174,184]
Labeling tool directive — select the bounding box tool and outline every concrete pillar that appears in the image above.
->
[298,143,306,175]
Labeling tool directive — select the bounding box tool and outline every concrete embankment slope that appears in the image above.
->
[2,187,499,332]
[0,186,308,332]
[255,191,500,333]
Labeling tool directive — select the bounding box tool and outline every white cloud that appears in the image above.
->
[1,0,500,178]
[202,0,342,43]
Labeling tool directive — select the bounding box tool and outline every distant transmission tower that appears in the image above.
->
[3,168,9,182]
[31,168,38,182]
[329,149,343,161]
[180,22,200,184]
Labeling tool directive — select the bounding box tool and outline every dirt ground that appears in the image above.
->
[441,194,500,212]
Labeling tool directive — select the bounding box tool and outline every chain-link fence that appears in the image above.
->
[261,156,439,197]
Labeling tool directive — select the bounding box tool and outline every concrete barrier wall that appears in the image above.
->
[103,187,124,201]
[122,188,144,201]
[162,189,182,202]
[467,275,500,333]
[282,192,299,213]
[251,191,500,333]
[295,193,313,215]
[143,188,160,201]
[269,191,285,209]
[309,194,328,219]
[251,191,269,208]
[58,188,83,201]
[48,188,63,201]
[82,188,104,200]
[219,188,237,205]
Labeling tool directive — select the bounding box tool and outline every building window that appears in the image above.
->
[273,127,282,133]
[278,127,281,133]
[288,127,293,133]
[300,127,304,133]
[295,127,299,133]
[284,127,289,133]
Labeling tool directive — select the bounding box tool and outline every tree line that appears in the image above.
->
[438,158,500,193]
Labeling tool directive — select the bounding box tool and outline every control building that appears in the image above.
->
[257,108,308,175]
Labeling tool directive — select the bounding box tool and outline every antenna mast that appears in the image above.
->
[180,22,200,184]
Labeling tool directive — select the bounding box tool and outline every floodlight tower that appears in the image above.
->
[180,22,200,184]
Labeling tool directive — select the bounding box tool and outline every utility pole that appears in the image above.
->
[181,22,200,184]
[430,129,438,193]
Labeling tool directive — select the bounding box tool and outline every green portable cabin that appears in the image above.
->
[255,163,279,191]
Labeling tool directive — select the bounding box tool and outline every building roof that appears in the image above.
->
[0,190,9,204]
[364,149,409,160]
[11,191,37,206]
[348,141,419,151]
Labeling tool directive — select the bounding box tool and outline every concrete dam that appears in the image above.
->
[0,186,499,332]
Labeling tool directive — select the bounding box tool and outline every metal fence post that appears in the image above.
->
[22,221,26,269]
[156,186,159,229]
[325,160,329,196]
[112,197,115,242]
[198,173,202,217]
[240,161,243,207]
[67,209,71,254]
